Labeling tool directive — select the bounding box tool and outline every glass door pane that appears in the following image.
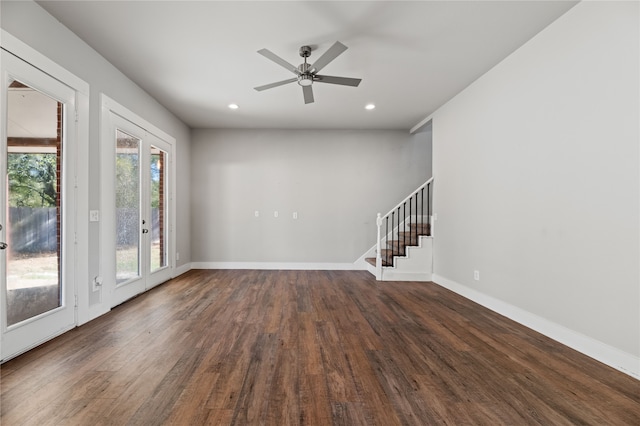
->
[5,82,62,326]
[150,146,167,272]
[115,130,140,284]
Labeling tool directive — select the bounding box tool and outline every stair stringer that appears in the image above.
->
[379,236,433,281]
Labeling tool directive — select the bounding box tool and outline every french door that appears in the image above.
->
[106,112,172,307]
[0,50,77,360]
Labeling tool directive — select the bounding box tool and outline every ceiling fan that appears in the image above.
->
[254,41,362,104]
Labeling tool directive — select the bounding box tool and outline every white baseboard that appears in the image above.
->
[77,302,110,326]
[1,323,77,363]
[432,274,639,380]
[191,262,365,271]
[381,271,432,282]
[173,262,192,277]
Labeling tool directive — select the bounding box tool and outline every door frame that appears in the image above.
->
[100,94,176,307]
[0,30,89,360]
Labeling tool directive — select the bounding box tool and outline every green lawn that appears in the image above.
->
[116,244,164,283]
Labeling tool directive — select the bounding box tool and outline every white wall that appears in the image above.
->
[431,0,639,367]
[1,1,192,302]
[191,129,431,265]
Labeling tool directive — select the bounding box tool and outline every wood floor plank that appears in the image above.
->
[229,332,279,425]
[316,320,359,403]
[298,373,332,426]
[338,332,403,426]
[366,348,443,424]
[207,324,258,410]
[162,371,220,425]
[1,269,638,425]
[265,347,300,426]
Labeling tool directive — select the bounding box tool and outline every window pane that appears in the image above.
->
[150,146,166,271]
[115,130,140,284]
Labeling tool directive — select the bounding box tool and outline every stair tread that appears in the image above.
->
[410,223,430,227]
[380,248,398,253]
[387,239,412,245]
[365,257,392,267]
[380,249,404,257]
[387,239,418,247]
[398,231,431,237]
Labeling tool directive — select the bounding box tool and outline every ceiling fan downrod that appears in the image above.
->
[297,46,313,87]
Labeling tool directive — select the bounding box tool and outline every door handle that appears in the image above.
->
[0,242,7,250]
[142,229,149,234]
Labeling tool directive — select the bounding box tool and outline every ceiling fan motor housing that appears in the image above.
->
[298,63,312,73]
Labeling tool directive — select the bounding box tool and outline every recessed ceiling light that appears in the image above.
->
[365,103,375,110]
[228,103,239,109]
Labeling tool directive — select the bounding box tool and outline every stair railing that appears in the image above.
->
[376,177,433,279]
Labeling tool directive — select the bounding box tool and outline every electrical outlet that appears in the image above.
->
[474,270,480,281]
[254,210,259,218]
[293,212,298,219]
[89,210,100,222]
[176,252,180,261]
[274,211,279,218]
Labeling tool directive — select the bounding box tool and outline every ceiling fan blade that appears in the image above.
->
[310,41,348,73]
[254,78,297,91]
[302,85,314,104]
[257,48,299,74]
[314,75,362,87]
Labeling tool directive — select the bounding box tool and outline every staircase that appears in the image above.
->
[364,178,434,281]
[366,222,431,266]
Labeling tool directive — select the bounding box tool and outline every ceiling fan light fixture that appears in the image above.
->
[298,74,313,87]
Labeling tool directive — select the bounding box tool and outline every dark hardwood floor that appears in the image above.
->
[1,270,638,425]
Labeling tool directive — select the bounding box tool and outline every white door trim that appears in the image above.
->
[1,30,89,96]
[0,31,90,358]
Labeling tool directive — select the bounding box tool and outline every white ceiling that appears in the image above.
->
[37,0,577,130]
